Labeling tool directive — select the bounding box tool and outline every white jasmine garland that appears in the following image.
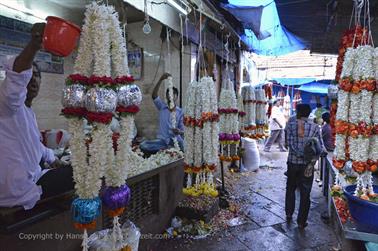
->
[88,123,109,197]
[335,90,349,121]
[348,93,361,124]
[349,137,359,161]
[374,48,378,80]
[108,6,129,76]
[237,93,244,131]
[74,3,96,76]
[193,81,204,168]
[353,45,375,80]
[341,47,356,79]
[335,134,347,160]
[368,135,378,161]
[360,90,373,124]
[68,118,92,198]
[206,77,219,165]
[92,4,111,76]
[183,81,197,167]
[241,85,256,134]
[104,118,131,187]
[372,94,378,124]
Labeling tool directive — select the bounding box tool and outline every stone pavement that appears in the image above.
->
[148,149,341,251]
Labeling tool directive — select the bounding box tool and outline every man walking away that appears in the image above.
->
[285,104,325,229]
[264,100,286,152]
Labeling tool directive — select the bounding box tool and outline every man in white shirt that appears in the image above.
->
[264,100,287,152]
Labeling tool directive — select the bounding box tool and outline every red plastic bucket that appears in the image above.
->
[43,16,81,57]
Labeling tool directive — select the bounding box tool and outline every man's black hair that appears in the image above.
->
[322,112,331,124]
[166,87,178,96]
[297,104,311,118]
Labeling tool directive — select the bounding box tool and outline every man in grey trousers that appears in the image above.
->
[264,100,286,152]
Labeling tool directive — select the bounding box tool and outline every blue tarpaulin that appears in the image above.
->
[222,0,307,56]
[271,78,316,86]
[298,80,332,94]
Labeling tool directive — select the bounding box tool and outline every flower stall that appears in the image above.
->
[322,0,378,243]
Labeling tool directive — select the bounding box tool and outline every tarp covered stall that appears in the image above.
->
[222,0,307,56]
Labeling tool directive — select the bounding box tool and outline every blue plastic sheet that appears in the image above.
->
[272,78,316,86]
[222,1,307,56]
[298,80,332,94]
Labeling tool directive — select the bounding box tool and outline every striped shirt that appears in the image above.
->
[286,118,324,165]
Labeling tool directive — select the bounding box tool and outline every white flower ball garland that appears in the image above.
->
[218,78,240,162]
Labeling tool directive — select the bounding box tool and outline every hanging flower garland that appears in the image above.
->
[333,41,377,200]
[240,85,256,139]
[183,77,219,197]
[335,26,368,82]
[61,3,137,250]
[219,78,240,162]
[255,88,268,139]
[264,84,273,118]
[237,93,245,132]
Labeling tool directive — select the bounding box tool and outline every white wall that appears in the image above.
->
[126,19,192,139]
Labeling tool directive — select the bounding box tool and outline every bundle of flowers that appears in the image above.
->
[218,78,240,162]
[183,77,219,197]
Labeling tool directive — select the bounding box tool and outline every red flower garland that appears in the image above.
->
[114,75,135,84]
[66,74,89,85]
[116,105,140,114]
[86,111,113,124]
[61,107,87,117]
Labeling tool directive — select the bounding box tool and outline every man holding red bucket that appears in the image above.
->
[0,22,75,210]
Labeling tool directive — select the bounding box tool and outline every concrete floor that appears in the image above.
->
[0,148,343,251]
[146,149,341,251]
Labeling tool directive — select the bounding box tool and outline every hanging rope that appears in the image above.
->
[166,28,171,73]
[180,14,184,55]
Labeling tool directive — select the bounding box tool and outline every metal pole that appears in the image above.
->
[220,160,225,192]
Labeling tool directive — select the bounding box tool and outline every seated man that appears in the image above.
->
[140,73,184,154]
[0,23,73,210]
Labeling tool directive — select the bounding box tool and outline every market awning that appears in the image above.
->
[221,0,307,56]
[297,80,332,94]
[271,78,316,86]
